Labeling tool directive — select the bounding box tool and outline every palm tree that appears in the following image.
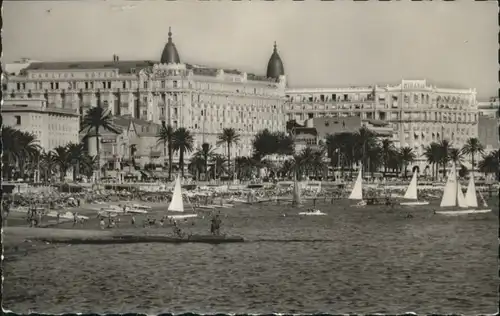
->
[437,139,451,177]
[461,137,485,173]
[80,106,120,180]
[172,127,194,177]
[381,139,396,178]
[193,142,214,180]
[210,154,228,179]
[448,148,464,168]
[355,127,376,176]
[217,128,240,176]
[478,150,499,180]
[188,156,205,180]
[17,131,41,179]
[52,146,71,182]
[399,147,416,178]
[235,156,254,180]
[66,142,85,182]
[156,122,175,180]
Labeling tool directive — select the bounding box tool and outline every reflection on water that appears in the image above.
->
[3,201,497,314]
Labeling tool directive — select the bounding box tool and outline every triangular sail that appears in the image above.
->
[168,176,184,212]
[348,167,363,200]
[457,182,467,208]
[464,175,478,208]
[403,172,418,200]
[440,165,457,207]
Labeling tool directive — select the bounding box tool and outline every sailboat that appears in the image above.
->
[167,176,198,219]
[435,167,491,216]
[349,166,366,206]
[296,173,326,216]
[400,172,429,206]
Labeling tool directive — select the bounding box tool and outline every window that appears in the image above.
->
[173,81,178,88]
[85,82,89,89]
[50,82,55,89]
[55,82,59,89]
[161,81,166,89]
[15,115,21,125]
[16,83,21,90]
[122,81,126,89]
[144,81,148,89]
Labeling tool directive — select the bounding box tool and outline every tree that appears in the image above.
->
[156,122,175,180]
[66,142,85,181]
[217,128,240,176]
[437,139,451,177]
[1,127,41,180]
[478,150,499,180]
[192,142,214,180]
[172,127,194,177]
[52,146,71,182]
[460,137,484,173]
[424,142,441,180]
[354,127,376,177]
[80,106,120,181]
[252,129,277,161]
[399,147,416,178]
[448,148,464,168]
[380,139,396,178]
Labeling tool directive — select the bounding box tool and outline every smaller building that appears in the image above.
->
[478,114,500,153]
[2,98,79,151]
[85,115,164,170]
[477,97,499,119]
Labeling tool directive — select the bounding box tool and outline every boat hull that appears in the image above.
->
[168,214,198,219]
[400,201,430,206]
[298,212,327,216]
[435,209,491,216]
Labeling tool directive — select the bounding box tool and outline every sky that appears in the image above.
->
[3,0,498,99]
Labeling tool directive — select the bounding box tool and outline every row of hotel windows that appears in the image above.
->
[290,112,477,122]
[11,79,276,95]
[289,93,471,105]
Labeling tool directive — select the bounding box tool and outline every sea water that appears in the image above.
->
[3,200,497,314]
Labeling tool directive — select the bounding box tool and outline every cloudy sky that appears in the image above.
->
[4,0,497,99]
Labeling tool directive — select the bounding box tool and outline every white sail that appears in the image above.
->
[464,175,478,208]
[348,168,363,200]
[457,182,468,208]
[403,172,418,200]
[168,176,184,212]
[440,165,457,207]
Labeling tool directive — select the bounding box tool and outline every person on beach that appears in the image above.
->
[131,216,136,227]
[56,212,60,225]
[73,213,78,227]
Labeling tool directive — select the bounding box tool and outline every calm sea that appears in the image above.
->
[3,200,498,314]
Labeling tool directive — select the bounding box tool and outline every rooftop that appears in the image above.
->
[19,61,277,83]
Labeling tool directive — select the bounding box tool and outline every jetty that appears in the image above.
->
[3,227,245,245]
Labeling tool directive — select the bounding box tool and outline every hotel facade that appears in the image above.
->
[3,29,485,172]
[4,29,287,162]
[286,80,479,169]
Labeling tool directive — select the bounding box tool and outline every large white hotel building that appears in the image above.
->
[3,29,287,160]
[3,28,485,170]
[286,80,479,166]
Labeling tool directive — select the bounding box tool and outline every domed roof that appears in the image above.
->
[160,27,181,64]
[266,42,285,80]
